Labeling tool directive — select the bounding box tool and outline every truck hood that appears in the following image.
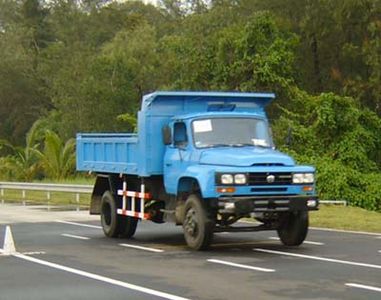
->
[199,147,295,167]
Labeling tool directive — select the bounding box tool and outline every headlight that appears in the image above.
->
[293,173,304,184]
[304,173,314,183]
[221,174,234,184]
[234,174,247,184]
[293,173,314,184]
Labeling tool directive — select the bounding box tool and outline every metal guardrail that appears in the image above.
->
[0,182,93,193]
[0,181,93,206]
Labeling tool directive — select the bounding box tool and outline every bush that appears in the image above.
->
[273,91,381,212]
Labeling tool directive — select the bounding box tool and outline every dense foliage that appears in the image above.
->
[0,0,380,211]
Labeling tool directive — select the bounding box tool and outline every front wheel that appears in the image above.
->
[277,211,309,246]
[183,194,214,250]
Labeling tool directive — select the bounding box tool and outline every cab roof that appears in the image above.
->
[142,91,275,111]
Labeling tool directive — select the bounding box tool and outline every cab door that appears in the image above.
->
[163,121,190,195]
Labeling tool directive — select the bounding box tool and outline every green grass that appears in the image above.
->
[310,205,381,233]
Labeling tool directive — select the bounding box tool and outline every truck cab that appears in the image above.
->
[77,91,318,250]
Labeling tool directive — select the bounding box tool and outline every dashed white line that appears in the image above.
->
[253,248,381,270]
[119,243,164,253]
[61,233,90,240]
[268,237,324,245]
[12,253,189,300]
[346,283,381,293]
[55,220,102,229]
[21,251,46,255]
[207,259,275,272]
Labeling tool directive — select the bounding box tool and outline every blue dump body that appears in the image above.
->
[77,91,276,176]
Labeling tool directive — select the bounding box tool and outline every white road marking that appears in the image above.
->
[268,237,324,245]
[61,234,90,240]
[310,227,381,236]
[119,243,164,253]
[253,248,381,270]
[12,253,189,300]
[346,283,381,293]
[376,236,381,239]
[56,220,101,229]
[378,250,381,253]
[207,259,275,272]
[21,251,46,255]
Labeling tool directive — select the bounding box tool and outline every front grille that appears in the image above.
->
[248,172,292,185]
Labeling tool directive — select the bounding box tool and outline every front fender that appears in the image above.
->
[177,165,217,198]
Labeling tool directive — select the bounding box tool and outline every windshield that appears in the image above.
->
[192,117,273,148]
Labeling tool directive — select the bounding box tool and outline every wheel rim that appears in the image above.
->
[102,202,112,226]
[184,207,198,237]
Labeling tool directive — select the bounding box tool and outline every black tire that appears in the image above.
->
[119,216,138,238]
[101,191,120,237]
[277,211,309,246]
[183,194,214,250]
[100,191,138,238]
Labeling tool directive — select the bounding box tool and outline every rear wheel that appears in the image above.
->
[277,211,309,246]
[120,216,138,238]
[100,191,138,238]
[183,194,214,250]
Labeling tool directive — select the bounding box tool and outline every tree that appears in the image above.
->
[0,121,43,181]
[0,0,52,145]
[213,12,298,92]
[38,130,76,180]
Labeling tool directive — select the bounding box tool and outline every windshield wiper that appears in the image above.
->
[253,144,271,148]
[209,144,231,148]
[230,143,255,147]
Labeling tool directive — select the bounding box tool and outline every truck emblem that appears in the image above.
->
[266,175,275,183]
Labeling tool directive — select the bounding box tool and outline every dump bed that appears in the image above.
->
[76,91,275,176]
[76,133,141,175]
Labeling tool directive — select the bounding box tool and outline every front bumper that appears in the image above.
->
[218,195,319,214]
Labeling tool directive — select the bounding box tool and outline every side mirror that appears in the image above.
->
[162,125,172,145]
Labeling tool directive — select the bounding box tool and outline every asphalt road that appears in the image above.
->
[0,203,380,300]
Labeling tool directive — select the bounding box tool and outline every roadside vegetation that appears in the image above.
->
[309,205,381,233]
[0,0,380,213]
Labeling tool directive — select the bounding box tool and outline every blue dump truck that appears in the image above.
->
[77,91,318,250]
